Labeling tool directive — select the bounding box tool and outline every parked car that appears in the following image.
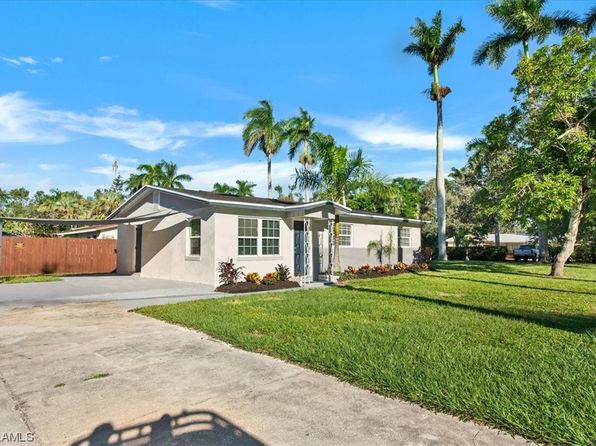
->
[513,245,539,262]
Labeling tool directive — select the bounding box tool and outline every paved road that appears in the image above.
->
[0,302,527,446]
[0,275,221,310]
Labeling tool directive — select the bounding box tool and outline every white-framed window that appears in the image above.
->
[187,219,201,256]
[338,223,352,247]
[399,227,411,248]
[152,191,161,210]
[238,218,258,256]
[238,217,282,256]
[262,219,280,255]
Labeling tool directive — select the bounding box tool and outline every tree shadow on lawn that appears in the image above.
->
[343,285,596,334]
[423,273,596,297]
[432,261,596,284]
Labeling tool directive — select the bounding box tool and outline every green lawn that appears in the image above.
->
[137,261,596,445]
[0,274,62,284]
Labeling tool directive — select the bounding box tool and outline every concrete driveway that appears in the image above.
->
[0,302,526,446]
[0,275,221,310]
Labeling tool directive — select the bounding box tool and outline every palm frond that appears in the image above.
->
[473,32,519,67]
[584,6,596,34]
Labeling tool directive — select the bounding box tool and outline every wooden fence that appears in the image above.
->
[0,237,117,276]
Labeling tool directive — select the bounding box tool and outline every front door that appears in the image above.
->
[135,225,142,273]
[294,221,305,276]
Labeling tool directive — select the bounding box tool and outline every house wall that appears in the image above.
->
[116,224,136,274]
[313,219,422,275]
[212,207,294,283]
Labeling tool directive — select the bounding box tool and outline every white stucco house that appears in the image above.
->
[108,186,426,287]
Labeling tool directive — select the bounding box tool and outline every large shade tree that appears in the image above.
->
[473,0,579,67]
[403,10,465,260]
[243,100,286,198]
[500,35,595,277]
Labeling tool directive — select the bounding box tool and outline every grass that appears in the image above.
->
[0,274,63,284]
[83,372,110,381]
[136,261,596,445]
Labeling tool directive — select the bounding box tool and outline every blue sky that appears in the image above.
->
[0,0,589,197]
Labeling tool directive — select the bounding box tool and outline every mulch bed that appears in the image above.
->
[216,280,300,294]
[348,270,410,280]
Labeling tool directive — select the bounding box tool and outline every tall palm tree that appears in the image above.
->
[158,161,193,189]
[286,108,326,202]
[295,137,372,272]
[473,0,578,67]
[243,100,286,198]
[403,10,465,261]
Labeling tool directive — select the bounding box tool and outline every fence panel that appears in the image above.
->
[0,237,117,276]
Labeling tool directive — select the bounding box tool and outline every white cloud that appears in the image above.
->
[0,92,242,151]
[51,57,64,64]
[19,56,36,65]
[39,163,64,171]
[1,56,22,66]
[181,160,296,197]
[0,163,8,169]
[97,105,139,116]
[27,69,39,75]
[99,153,139,165]
[320,114,470,152]
[98,55,112,64]
[194,0,237,10]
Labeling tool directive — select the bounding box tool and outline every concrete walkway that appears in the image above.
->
[0,275,221,310]
[0,302,527,446]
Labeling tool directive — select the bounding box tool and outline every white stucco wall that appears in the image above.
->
[212,208,294,283]
[116,224,136,275]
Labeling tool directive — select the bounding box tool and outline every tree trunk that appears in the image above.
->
[538,231,549,262]
[436,97,447,260]
[303,140,309,203]
[267,153,272,199]
[333,215,341,273]
[550,192,585,277]
[494,217,501,247]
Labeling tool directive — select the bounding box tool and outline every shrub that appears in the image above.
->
[373,264,391,273]
[245,272,261,284]
[419,262,429,271]
[393,262,407,272]
[262,272,279,285]
[217,259,244,285]
[358,264,371,274]
[275,264,291,281]
[447,246,508,261]
[345,266,358,275]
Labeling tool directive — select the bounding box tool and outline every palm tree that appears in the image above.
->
[234,180,256,197]
[157,160,192,189]
[125,161,192,193]
[473,0,579,67]
[213,182,237,194]
[367,230,395,264]
[286,108,327,201]
[583,5,596,35]
[243,100,286,198]
[295,137,372,272]
[403,10,465,261]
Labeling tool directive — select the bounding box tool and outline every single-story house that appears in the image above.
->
[57,224,118,239]
[108,186,426,287]
[446,233,533,254]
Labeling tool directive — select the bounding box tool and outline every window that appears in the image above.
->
[238,218,258,256]
[262,219,280,255]
[188,219,201,256]
[399,228,411,248]
[338,224,352,247]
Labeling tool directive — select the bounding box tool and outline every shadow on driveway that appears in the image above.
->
[71,409,265,446]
